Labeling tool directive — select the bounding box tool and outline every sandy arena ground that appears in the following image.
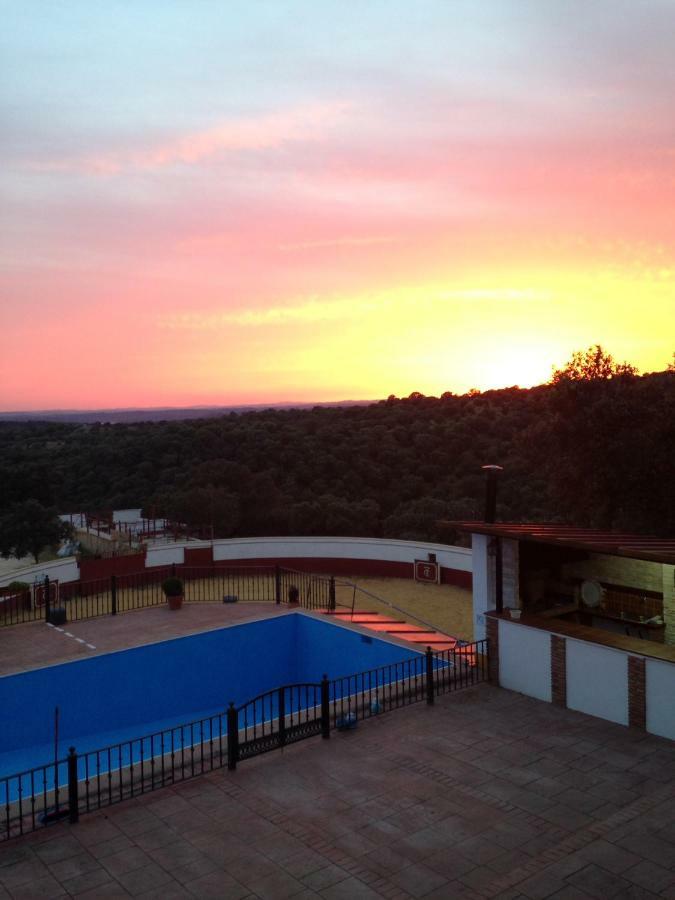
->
[334,577,473,641]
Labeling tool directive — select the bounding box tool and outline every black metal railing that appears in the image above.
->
[230,682,327,764]
[334,579,453,635]
[0,565,335,628]
[182,565,278,603]
[0,581,58,627]
[1,757,71,841]
[275,567,334,610]
[0,639,488,843]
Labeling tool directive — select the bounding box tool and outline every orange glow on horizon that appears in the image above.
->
[2,260,671,411]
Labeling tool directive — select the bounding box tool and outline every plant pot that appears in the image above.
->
[167,595,183,611]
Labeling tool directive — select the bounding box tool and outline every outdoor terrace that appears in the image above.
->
[2,684,675,898]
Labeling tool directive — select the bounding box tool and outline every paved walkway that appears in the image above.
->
[2,685,675,898]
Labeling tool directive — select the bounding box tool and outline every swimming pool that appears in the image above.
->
[0,612,421,787]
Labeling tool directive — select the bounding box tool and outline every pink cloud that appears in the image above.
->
[30,101,352,175]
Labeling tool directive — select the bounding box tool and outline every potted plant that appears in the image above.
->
[162,576,184,610]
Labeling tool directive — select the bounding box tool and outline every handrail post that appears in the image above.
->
[227,703,238,771]
[275,566,281,605]
[321,675,330,739]
[425,647,435,705]
[67,747,79,823]
[44,575,51,623]
[329,577,336,611]
[110,574,117,616]
[278,688,286,746]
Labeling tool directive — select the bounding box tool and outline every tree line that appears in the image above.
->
[1,347,673,561]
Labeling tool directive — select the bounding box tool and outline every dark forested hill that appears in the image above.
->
[1,369,673,540]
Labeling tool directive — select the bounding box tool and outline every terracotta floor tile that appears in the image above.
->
[182,869,250,899]
[114,862,175,896]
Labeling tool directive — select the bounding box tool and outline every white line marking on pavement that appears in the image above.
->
[44,622,96,650]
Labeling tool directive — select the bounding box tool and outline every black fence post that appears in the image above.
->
[44,575,51,623]
[171,562,176,577]
[67,747,79,823]
[329,577,336,611]
[425,647,435,705]
[275,566,281,605]
[278,687,286,746]
[111,574,117,616]
[227,703,238,771]
[321,675,330,739]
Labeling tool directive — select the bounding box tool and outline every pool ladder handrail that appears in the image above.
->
[332,579,455,639]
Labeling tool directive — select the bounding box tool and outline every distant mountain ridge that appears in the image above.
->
[0,400,377,424]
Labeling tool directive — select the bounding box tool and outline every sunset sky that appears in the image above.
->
[1,0,673,411]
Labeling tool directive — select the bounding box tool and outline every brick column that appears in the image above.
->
[486,616,499,685]
[628,656,646,730]
[551,635,567,707]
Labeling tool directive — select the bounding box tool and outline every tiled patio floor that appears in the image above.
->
[2,684,675,898]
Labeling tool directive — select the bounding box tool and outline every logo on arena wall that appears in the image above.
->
[413,560,440,584]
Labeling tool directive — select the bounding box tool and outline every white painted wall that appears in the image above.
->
[646,658,675,741]
[499,620,552,702]
[210,537,472,570]
[0,557,80,588]
[566,639,628,726]
[471,534,491,641]
[112,508,143,524]
[145,545,186,567]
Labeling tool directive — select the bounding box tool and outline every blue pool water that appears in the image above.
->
[0,612,420,784]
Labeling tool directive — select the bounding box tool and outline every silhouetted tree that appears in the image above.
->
[0,500,73,563]
[551,344,638,383]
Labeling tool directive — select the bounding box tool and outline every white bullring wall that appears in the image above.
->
[646,658,675,741]
[0,557,80,588]
[498,619,552,702]
[210,536,472,569]
[566,639,629,726]
[144,537,472,571]
[145,543,208,567]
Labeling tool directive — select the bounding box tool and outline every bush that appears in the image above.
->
[161,576,184,597]
[7,580,30,592]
